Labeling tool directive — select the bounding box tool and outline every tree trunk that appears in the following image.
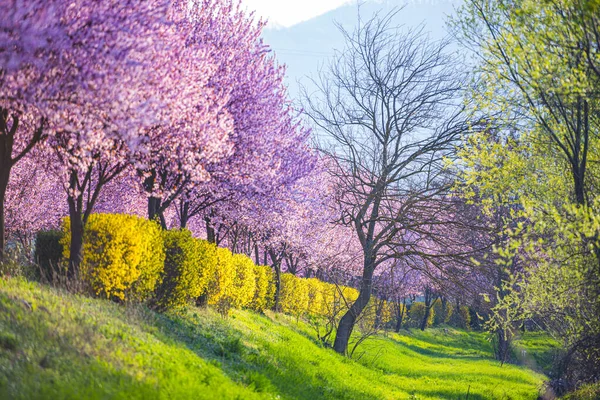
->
[179,201,189,228]
[420,287,434,331]
[394,299,405,333]
[67,196,84,277]
[196,293,208,307]
[441,297,448,323]
[144,171,166,229]
[254,244,260,265]
[0,138,12,262]
[205,216,215,243]
[269,249,282,311]
[496,328,512,365]
[0,110,15,262]
[273,262,281,312]
[148,196,167,228]
[420,305,431,331]
[0,171,8,262]
[333,262,375,355]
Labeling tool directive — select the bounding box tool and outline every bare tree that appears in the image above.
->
[302,9,476,355]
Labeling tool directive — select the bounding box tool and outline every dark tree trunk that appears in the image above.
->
[420,287,435,331]
[148,196,166,228]
[496,328,512,365]
[269,249,282,311]
[0,171,8,262]
[254,244,260,265]
[205,216,215,243]
[144,171,166,229]
[196,293,208,307]
[333,260,375,355]
[394,299,406,333]
[179,201,190,228]
[420,305,431,331]
[572,158,586,206]
[441,297,448,323]
[273,262,281,312]
[395,310,402,332]
[67,196,84,277]
[0,111,16,262]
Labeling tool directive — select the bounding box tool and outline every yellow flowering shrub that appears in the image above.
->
[62,214,165,301]
[130,218,166,301]
[230,254,256,308]
[280,273,309,318]
[250,265,275,312]
[380,300,394,326]
[153,230,217,312]
[305,278,325,315]
[207,247,236,315]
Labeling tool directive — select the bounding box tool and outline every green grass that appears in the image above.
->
[513,331,561,375]
[0,277,549,399]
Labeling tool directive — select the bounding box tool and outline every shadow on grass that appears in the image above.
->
[138,309,381,400]
[395,340,488,361]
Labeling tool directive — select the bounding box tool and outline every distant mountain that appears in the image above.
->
[262,0,461,101]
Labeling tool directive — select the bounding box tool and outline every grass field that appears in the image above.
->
[0,277,550,399]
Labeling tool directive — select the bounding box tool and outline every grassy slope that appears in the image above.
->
[0,278,548,400]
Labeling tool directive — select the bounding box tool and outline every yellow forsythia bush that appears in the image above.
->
[61,213,165,301]
[280,273,310,318]
[305,278,325,315]
[340,285,359,307]
[230,254,256,308]
[319,282,338,315]
[313,281,358,318]
[250,265,275,312]
[153,230,217,312]
[207,247,237,315]
[379,300,394,326]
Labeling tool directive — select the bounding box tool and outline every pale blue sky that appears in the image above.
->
[241,0,352,27]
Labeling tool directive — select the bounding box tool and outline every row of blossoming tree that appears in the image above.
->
[0,0,317,272]
[1,0,508,368]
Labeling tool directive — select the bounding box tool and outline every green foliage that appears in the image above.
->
[563,383,600,400]
[0,277,547,400]
[452,0,600,384]
[448,306,472,331]
[61,213,165,301]
[153,230,216,312]
[433,300,454,326]
[513,332,561,375]
[34,230,64,280]
[408,302,435,329]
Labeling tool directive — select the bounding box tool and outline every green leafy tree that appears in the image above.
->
[452,0,600,390]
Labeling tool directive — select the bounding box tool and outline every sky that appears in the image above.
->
[241,0,352,27]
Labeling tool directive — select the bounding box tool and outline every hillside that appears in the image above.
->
[0,278,548,400]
